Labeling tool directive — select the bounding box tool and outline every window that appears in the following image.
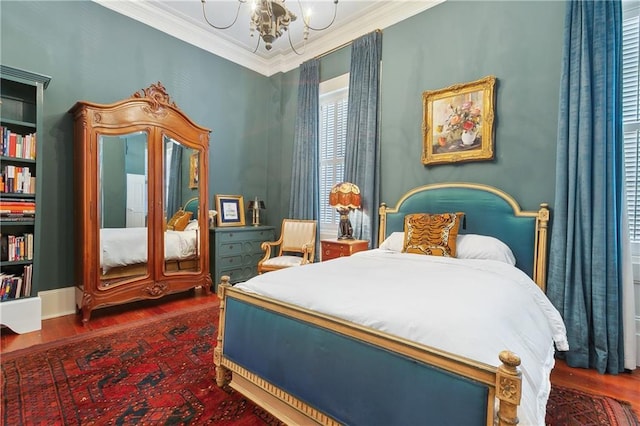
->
[623,2,640,255]
[319,74,349,240]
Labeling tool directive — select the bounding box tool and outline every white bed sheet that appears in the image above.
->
[100,227,198,273]
[235,249,568,426]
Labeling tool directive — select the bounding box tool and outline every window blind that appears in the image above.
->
[319,74,349,237]
[623,6,640,244]
[319,94,347,228]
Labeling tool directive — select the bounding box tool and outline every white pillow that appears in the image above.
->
[379,231,516,265]
[184,219,200,231]
[456,234,516,265]
[378,232,404,252]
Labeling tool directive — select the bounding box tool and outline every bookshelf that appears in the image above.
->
[0,65,50,333]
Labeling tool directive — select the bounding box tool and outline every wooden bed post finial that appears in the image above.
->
[496,350,522,425]
[378,202,388,246]
[533,203,550,292]
[214,276,232,387]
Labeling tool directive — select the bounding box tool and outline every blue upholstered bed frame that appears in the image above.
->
[379,182,549,290]
[214,183,550,426]
[183,196,199,220]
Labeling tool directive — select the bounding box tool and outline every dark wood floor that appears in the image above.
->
[2,288,639,418]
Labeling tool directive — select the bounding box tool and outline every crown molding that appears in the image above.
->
[93,0,443,77]
[93,0,273,75]
[270,0,443,75]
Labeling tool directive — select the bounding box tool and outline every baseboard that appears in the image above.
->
[39,286,76,320]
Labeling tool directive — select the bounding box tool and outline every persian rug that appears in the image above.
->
[546,385,639,426]
[2,301,638,425]
[1,301,283,425]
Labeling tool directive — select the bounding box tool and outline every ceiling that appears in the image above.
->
[93,0,442,76]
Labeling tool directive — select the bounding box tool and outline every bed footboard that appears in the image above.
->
[214,277,522,426]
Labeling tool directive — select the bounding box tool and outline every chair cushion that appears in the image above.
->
[281,221,316,252]
[262,256,306,267]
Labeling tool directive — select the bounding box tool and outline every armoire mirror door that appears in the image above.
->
[98,131,151,288]
[162,134,202,276]
[71,82,211,324]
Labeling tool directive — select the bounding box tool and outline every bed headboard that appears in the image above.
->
[378,183,550,291]
[183,197,199,220]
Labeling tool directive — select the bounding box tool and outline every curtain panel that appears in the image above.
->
[547,0,625,374]
[289,59,320,254]
[344,30,383,246]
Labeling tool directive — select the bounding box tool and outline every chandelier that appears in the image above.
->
[201,0,339,54]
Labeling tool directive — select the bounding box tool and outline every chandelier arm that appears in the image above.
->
[252,36,262,54]
[288,29,304,56]
[201,0,245,30]
[298,0,339,32]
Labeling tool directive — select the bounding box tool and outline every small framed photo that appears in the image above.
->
[422,76,496,166]
[214,195,245,227]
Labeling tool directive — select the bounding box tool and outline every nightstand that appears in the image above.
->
[321,239,369,261]
[210,225,275,291]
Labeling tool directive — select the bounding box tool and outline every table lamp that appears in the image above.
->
[248,196,266,226]
[329,182,361,239]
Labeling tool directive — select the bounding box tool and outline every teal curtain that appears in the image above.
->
[547,0,624,374]
[167,143,183,216]
[344,31,382,246]
[289,59,320,253]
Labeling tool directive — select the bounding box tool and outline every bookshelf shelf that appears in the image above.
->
[0,155,36,165]
[0,220,36,227]
[0,65,50,333]
[0,259,33,267]
[0,117,36,129]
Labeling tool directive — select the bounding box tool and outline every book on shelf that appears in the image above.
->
[0,217,35,222]
[0,266,30,300]
[0,165,34,194]
[23,264,32,297]
[1,127,36,160]
[0,200,36,217]
[0,274,14,300]
[0,233,34,262]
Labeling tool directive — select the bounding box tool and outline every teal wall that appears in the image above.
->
[1,1,274,292]
[1,0,565,293]
[378,1,564,210]
[270,1,564,230]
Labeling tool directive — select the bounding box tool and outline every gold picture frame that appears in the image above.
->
[422,76,496,166]
[189,152,199,189]
[215,194,245,227]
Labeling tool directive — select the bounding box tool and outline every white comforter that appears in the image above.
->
[100,227,198,273]
[235,249,568,426]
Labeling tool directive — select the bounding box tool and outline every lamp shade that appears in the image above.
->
[329,182,361,210]
[248,200,266,210]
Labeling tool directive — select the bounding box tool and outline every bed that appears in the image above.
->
[99,197,201,281]
[214,183,568,426]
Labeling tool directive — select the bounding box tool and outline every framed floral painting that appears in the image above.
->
[422,76,496,165]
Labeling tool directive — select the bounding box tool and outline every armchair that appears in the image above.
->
[257,219,317,274]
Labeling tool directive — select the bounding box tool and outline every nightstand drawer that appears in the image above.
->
[321,239,369,261]
[219,229,274,243]
[217,242,244,256]
[218,254,243,268]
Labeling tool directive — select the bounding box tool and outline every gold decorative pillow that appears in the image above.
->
[167,209,193,231]
[402,212,464,257]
